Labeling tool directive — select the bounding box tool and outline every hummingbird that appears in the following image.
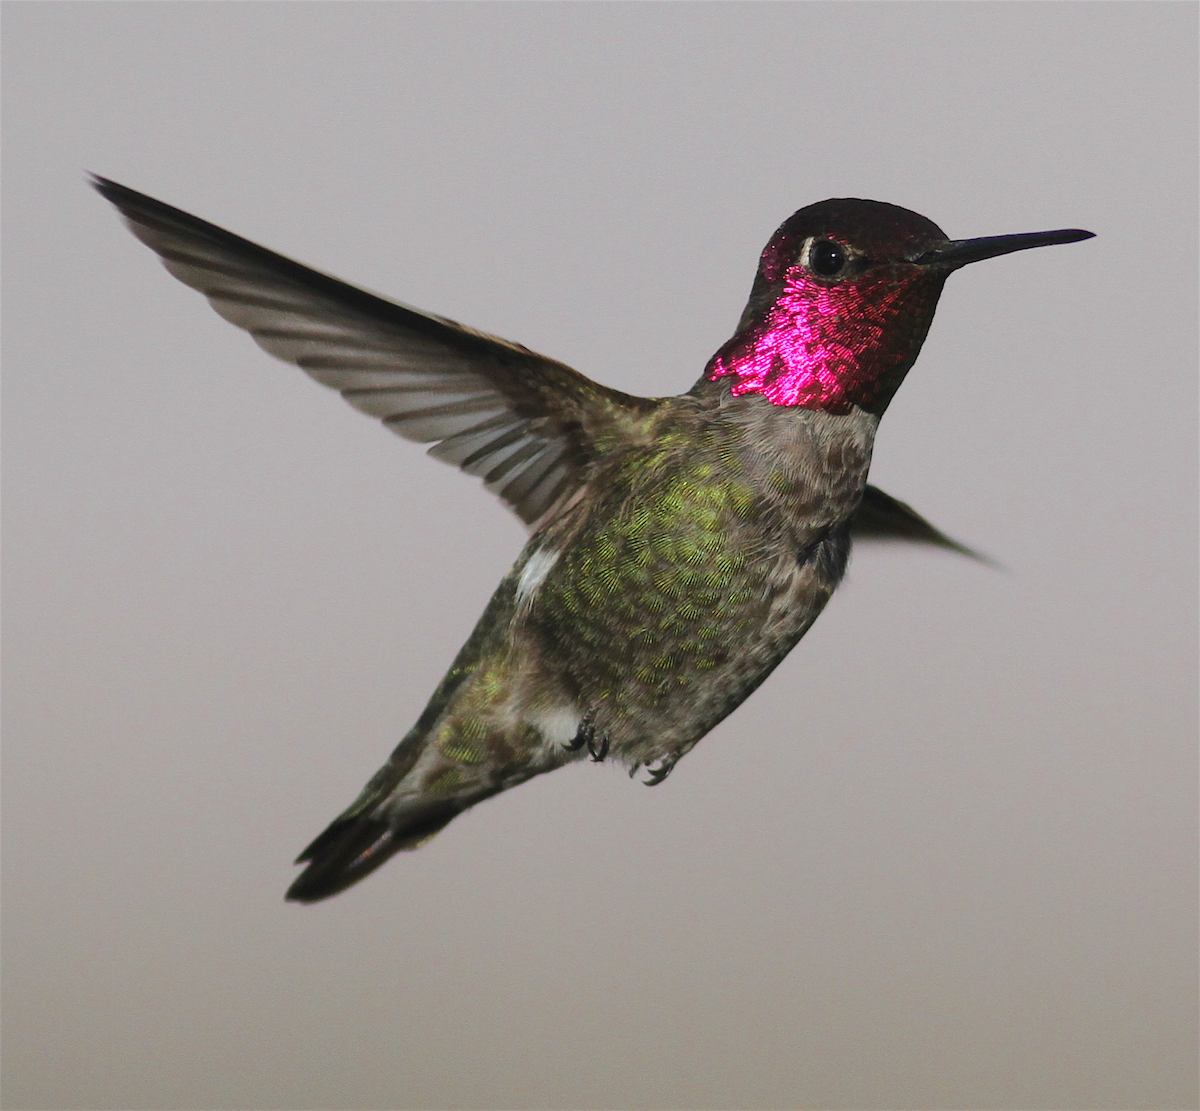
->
[93,177,1093,902]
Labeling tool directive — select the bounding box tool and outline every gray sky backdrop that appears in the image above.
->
[4,4,1197,1109]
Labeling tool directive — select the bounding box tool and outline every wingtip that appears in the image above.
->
[89,175,162,228]
[851,486,998,566]
[87,172,125,199]
[942,540,1002,570]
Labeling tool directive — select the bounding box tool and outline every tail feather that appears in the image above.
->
[286,797,471,903]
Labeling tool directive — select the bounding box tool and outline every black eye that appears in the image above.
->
[810,239,847,277]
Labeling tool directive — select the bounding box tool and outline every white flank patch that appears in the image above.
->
[529,704,581,748]
[515,546,561,605]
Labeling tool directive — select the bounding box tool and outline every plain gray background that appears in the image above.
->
[3,3,1197,1109]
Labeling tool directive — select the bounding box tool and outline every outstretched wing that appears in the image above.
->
[92,176,655,527]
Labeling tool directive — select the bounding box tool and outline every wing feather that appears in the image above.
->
[92,176,656,526]
[851,486,992,564]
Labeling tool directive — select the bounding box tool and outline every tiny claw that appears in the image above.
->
[563,716,593,752]
[628,762,642,779]
[588,732,610,762]
[643,756,678,786]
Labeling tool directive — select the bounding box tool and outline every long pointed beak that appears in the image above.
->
[912,227,1095,268]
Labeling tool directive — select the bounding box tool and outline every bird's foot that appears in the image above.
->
[643,755,678,786]
[562,730,586,752]
[563,714,592,751]
[564,716,609,762]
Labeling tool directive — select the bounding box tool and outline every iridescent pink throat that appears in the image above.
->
[705,268,928,414]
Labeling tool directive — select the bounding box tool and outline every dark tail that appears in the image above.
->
[286,727,484,902]
[286,796,474,903]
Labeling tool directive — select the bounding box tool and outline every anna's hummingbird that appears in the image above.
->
[93,177,1092,901]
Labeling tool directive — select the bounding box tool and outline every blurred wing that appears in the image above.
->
[851,486,993,565]
[93,176,654,527]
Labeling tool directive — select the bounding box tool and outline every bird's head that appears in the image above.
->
[705,198,1093,415]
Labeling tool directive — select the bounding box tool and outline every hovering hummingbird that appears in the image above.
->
[93,177,1092,901]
